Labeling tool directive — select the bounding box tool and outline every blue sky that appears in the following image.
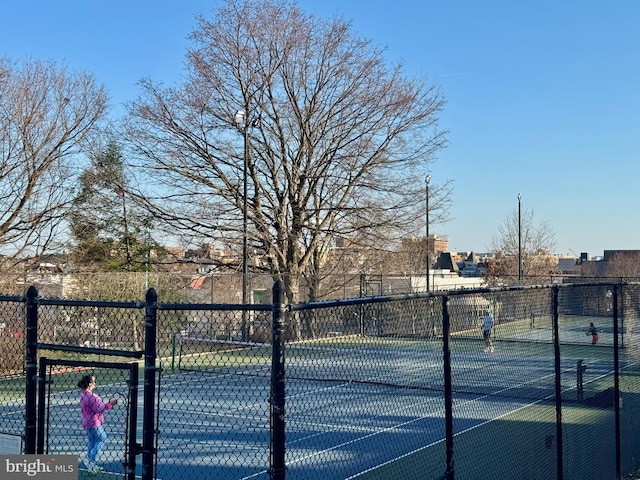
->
[3,1,639,258]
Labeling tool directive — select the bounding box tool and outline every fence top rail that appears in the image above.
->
[288,281,629,312]
[158,302,272,312]
[288,292,430,311]
[6,280,638,311]
[37,298,145,309]
[39,357,140,370]
[0,294,23,303]
[37,342,144,359]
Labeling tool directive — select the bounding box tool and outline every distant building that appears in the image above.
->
[561,249,640,280]
[420,270,485,290]
[603,250,640,261]
[557,256,582,276]
[434,252,459,272]
[458,252,490,277]
[431,236,449,258]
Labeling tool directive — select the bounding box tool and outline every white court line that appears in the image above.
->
[346,359,636,479]
[269,361,579,479]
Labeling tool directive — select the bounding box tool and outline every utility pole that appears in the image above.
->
[518,192,523,284]
[426,175,432,292]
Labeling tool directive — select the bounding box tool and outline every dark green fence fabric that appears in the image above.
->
[0,282,638,480]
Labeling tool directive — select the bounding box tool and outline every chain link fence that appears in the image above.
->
[0,271,587,302]
[0,282,639,479]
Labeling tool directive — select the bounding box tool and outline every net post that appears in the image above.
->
[270,280,286,479]
[171,332,178,372]
[576,359,586,402]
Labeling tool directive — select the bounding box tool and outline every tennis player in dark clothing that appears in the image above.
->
[586,322,599,345]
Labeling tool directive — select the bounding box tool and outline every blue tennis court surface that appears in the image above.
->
[0,343,621,479]
[155,344,619,479]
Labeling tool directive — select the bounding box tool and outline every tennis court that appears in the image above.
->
[2,281,639,479]
[154,332,623,479]
[0,334,620,479]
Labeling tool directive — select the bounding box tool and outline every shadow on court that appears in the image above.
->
[78,467,147,479]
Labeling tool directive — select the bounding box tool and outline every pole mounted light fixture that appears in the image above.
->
[235,109,260,129]
[233,108,261,316]
[234,109,246,126]
[235,109,250,339]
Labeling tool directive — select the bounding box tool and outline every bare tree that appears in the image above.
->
[486,207,559,285]
[0,58,107,262]
[581,251,640,281]
[125,0,447,313]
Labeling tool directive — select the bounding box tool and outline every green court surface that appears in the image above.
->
[350,402,616,480]
[351,359,640,480]
[78,467,143,479]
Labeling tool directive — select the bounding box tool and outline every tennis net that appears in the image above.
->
[176,336,272,374]
[176,333,617,404]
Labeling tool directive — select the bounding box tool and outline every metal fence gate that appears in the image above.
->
[36,358,140,478]
[21,285,160,480]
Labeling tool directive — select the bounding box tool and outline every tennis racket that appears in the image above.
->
[109,392,127,408]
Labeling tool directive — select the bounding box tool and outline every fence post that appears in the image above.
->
[441,295,454,479]
[24,285,38,455]
[142,288,158,480]
[358,274,366,335]
[613,284,621,480]
[552,285,563,480]
[270,280,286,480]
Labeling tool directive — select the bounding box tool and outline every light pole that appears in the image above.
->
[518,192,523,284]
[425,175,432,292]
[234,109,254,338]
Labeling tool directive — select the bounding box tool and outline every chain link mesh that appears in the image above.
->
[0,283,638,479]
